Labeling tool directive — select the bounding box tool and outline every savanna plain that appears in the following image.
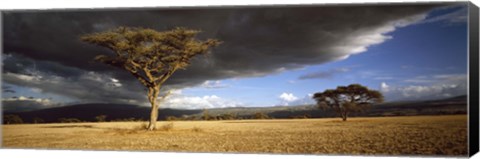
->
[2,115,467,156]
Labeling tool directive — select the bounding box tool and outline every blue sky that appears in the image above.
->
[2,4,469,109]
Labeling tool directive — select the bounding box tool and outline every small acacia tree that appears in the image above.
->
[253,112,270,119]
[95,115,107,122]
[313,84,383,121]
[3,114,23,124]
[81,27,220,130]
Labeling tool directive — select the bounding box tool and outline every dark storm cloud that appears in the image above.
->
[3,54,84,77]
[2,70,148,104]
[2,4,446,103]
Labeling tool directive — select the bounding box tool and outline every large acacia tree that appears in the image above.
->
[313,84,383,121]
[81,27,220,130]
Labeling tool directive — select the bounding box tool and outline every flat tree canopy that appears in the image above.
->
[81,27,220,130]
[313,84,383,121]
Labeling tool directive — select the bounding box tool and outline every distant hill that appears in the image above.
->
[3,95,467,123]
[362,95,467,117]
[4,103,202,123]
[189,95,468,119]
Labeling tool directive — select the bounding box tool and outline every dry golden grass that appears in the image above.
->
[2,115,467,156]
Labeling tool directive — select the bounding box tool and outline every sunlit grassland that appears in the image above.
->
[2,115,467,156]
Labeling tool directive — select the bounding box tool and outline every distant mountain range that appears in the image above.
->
[3,95,467,123]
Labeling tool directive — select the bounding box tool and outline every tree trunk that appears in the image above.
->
[147,87,160,131]
[341,112,348,121]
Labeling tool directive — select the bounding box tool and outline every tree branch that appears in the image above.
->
[127,69,152,87]
[155,66,178,85]
[158,90,172,103]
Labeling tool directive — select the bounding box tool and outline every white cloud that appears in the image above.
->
[3,96,51,104]
[328,13,426,59]
[159,90,242,109]
[277,93,315,106]
[4,72,41,82]
[108,78,122,87]
[200,80,228,89]
[2,96,60,112]
[110,78,119,83]
[380,82,390,92]
[170,89,183,95]
[380,74,467,101]
[3,96,53,106]
[279,93,298,102]
[111,83,122,87]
